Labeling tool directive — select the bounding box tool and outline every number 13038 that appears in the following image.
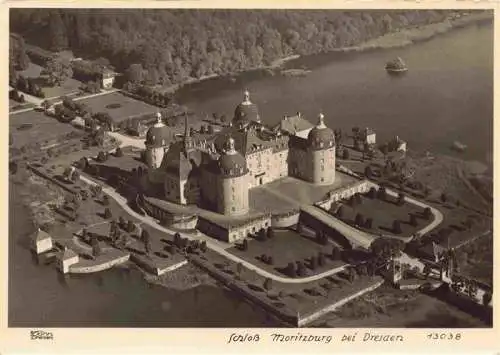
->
[427,333,462,341]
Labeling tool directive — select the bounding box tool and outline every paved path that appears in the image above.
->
[107,131,145,150]
[301,205,377,250]
[79,174,350,284]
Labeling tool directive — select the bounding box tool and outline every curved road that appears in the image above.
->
[79,175,350,284]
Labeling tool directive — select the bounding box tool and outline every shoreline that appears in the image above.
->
[167,11,491,94]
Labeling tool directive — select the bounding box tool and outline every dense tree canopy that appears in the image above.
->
[11,9,465,87]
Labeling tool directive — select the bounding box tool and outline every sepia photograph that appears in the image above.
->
[7,7,493,331]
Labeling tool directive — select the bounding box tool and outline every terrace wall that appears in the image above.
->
[271,210,300,228]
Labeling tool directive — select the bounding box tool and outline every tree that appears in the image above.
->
[236,262,243,278]
[318,252,325,266]
[266,227,274,239]
[336,205,344,218]
[377,186,387,200]
[355,213,364,227]
[91,239,101,258]
[200,240,208,253]
[342,149,350,160]
[44,57,73,87]
[397,192,405,206]
[127,220,135,233]
[119,216,126,228]
[348,267,356,283]
[392,220,402,234]
[365,217,373,229]
[115,147,124,157]
[97,151,108,162]
[331,246,342,260]
[482,291,492,306]
[242,239,248,251]
[440,192,447,204]
[364,165,373,178]
[263,278,272,291]
[423,207,432,220]
[48,11,68,51]
[296,261,306,277]
[409,214,418,227]
[141,229,150,242]
[286,262,296,277]
[126,63,145,85]
[102,195,110,206]
[310,256,317,270]
[258,228,266,241]
[104,208,112,219]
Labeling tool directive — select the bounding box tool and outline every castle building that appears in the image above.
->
[144,90,336,216]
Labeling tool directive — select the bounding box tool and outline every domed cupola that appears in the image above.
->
[233,90,260,130]
[307,113,335,150]
[146,112,170,148]
[217,136,248,177]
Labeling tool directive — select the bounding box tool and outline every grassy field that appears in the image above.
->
[17,62,82,98]
[9,110,80,149]
[338,192,425,237]
[79,92,159,124]
[227,229,345,277]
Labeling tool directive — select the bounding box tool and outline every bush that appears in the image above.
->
[355,213,364,227]
[393,220,402,234]
[286,262,296,277]
[104,208,112,219]
[368,187,377,199]
[115,147,124,157]
[342,149,350,160]
[102,195,110,205]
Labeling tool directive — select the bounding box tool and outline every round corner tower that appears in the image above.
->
[216,136,249,216]
[145,112,169,183]
[306,113,336,185]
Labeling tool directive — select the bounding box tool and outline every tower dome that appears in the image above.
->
[233,90,260,129]
[145,112,170,148]
[217,136,248,177]
[307,113,335,150]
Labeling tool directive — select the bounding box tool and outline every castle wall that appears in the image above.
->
[218,173,249,216]
[309,146,336,185]
[246,148,273,187]
[146,146,165,170]
[288,147,310,181]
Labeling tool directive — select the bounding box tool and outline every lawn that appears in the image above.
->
[9,110,80,149]
[227,229,346,277]
[337,192,427,237]
[17,62,82,98]
[79,92,159,124]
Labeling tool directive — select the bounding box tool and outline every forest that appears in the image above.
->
[10,9,469,88]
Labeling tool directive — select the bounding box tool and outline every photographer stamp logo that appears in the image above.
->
[30,330,54,341]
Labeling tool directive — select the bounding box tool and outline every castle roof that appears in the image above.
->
[275,113,314,137]
[33,228,51,241]
[145,115,172,148]
[307,113,335,150]
[216,136,248,178]
[162,141,202,180]
[233,90,260,128]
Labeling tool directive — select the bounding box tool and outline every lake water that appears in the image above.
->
[9,22,493,327]
[177,22,493,167]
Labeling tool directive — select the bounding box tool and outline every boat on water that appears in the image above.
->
[385,57,408,74]
[451,141,468,152]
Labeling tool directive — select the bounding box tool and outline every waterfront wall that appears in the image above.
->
[297,279,385,327]
[69,254,130,274]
